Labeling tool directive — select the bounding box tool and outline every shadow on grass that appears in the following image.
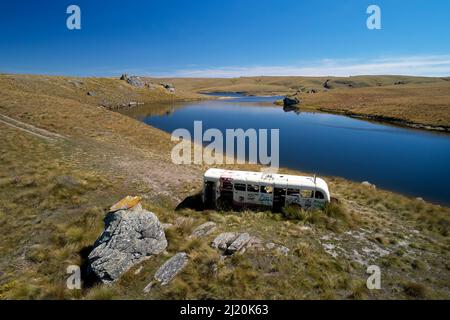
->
[175,192,205,211]
[79,245,101,289]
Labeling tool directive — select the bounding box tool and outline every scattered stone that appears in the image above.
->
[144,252,188,293]
[212,232,289,256]
[160,82,175,90]
[155,252,188,285]
[266,242,290,256]
[88,203,167,283]
[361,181,376,189]
[192,222,217,238]
[211,232,239,251]
[68,79,84,88]
[87,91,96,96]
[323,79,332,89]
[227,233,251,254]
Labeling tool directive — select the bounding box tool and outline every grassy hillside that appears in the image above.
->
[155,75,450,130]
[0,75,449,299]
[0,74,202,110]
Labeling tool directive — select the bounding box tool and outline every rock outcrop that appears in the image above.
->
[323,79,332,89]
[88,197,167,283]
[212,232,289,256]
[144,252,188,293]
[160,82,175,92]
[211,232,239,251]
[120,74,145,88]
[192,222,217,238]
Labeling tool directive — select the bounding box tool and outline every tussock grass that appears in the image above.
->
[0,74,449,300]
[281,201,359,232]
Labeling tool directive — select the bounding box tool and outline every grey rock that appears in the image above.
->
[120,74,145,88]
[211,232,239,251]
[246,236,265,251]
[87,91,96,96]
[361,181,376,189]
[144,252,188,292]
[212,232,290,256]
[160,82,174,89]
[127,76,145,88]
[323,79,332,89]
[227,233,251,253]
[88,204,167,283]
[68,80,84,88]
[192,222,217,238]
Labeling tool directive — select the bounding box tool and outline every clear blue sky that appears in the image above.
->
[1,0,449,77]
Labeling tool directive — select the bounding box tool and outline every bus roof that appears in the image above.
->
[204,168,330,194]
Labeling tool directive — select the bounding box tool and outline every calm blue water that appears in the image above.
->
[122,95,450,206]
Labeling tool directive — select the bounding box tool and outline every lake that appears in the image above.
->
[120,94,450,206]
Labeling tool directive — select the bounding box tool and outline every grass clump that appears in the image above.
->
[281,201,358,232]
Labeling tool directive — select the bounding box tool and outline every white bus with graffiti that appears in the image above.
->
[203,168,330,210]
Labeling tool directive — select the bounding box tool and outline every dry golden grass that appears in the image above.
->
[0,74,449,300]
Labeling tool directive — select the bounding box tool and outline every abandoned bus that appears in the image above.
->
[203,168,330,210]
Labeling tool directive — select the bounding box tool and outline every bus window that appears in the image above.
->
[260,185,273,194]
[300,190,313,198]
[234,183,246,191]
[315,191,325,199]
[247,184,259,193]
[287,188,300,196]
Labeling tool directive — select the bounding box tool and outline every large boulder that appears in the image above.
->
[127,76,145,88]
[88,201,167,283]
[120,74,145,88]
